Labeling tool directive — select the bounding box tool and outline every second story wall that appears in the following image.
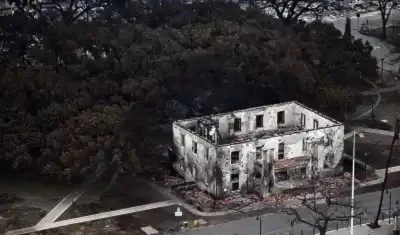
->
[217,102,298,138]
[172,122,218,182]
[217,124,344,190]
[292,102,338,130]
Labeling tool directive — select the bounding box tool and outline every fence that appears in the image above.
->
[257,209,397,235]
[164,206,399,235]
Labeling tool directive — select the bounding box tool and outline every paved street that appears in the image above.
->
[331,10,400,74]
[180,187,400,235]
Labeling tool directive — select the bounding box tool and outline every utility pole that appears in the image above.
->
[389,190,392,224]
[256,212,262,235]
[365,153,368,180]
[381,58,384,83]
[213,164,217,208]
[370,118,400,228]
[351,130,356,235]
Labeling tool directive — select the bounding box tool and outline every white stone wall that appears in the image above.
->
[172,101,344,196]
[217,125,344,193]
[172,122,219,195]
[174,101,341,139]
[216,102,298,138]
[292,102,339,129]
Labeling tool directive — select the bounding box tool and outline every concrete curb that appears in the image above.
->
[356,127,394,136]
[343,153,376,173]
[360,86,398,96]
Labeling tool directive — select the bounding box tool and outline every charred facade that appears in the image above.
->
[172,101,344,198]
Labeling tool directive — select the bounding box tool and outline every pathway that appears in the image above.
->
[36,166,105,226]
[6,200,177,235]
[36,187,85,226]
[352,79,382,120]
[360,85,400,96]
[331,11,400,74]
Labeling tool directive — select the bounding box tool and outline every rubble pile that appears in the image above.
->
[214,194,260,211]
[180,188,214,211]
[262,193,288,205]
[163,175,185,187]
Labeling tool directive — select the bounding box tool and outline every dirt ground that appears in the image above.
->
[58,174,170,220]
[24,170,400,235]
[0,174,74,230]
[33,206,199,235]
[344,132,400,169]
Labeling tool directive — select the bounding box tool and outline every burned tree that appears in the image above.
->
[257,0,329,24]
[278,177,364,235]
[1,0,111,24]
[370,118,400,228]
[367,0,399,38]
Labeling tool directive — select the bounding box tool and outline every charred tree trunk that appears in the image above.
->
[382,21,387,39]
[370,118,400,228]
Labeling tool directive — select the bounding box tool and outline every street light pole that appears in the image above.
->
[381,58,384,83]
[389,190,392,224]
[364,153,368,180]
[351,130,356,235]
[256,213,262,235]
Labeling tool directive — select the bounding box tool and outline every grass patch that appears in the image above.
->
[0,193,47,231]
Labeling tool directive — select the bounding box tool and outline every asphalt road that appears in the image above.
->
[181,186,400,235]
[331,10,400,73]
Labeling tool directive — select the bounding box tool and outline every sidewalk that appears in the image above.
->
[351,79,382,120]
[360,86,399,96]
[327,219,395,235]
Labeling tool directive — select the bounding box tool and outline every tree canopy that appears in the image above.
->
[0,0,377,182]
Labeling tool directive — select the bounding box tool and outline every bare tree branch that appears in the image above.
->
[256,0,328,24]
[367,0,399,38]
[269,177,364,235]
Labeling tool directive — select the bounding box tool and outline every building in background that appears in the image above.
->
[171,101,344,198]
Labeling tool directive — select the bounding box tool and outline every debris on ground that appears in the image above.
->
[179,188,214,212]
[162,175,185,188]
[160,172,380,212]
[214,194,259,211]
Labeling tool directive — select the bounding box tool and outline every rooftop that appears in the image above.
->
[218,125,304,145]
[175,101,342,126]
